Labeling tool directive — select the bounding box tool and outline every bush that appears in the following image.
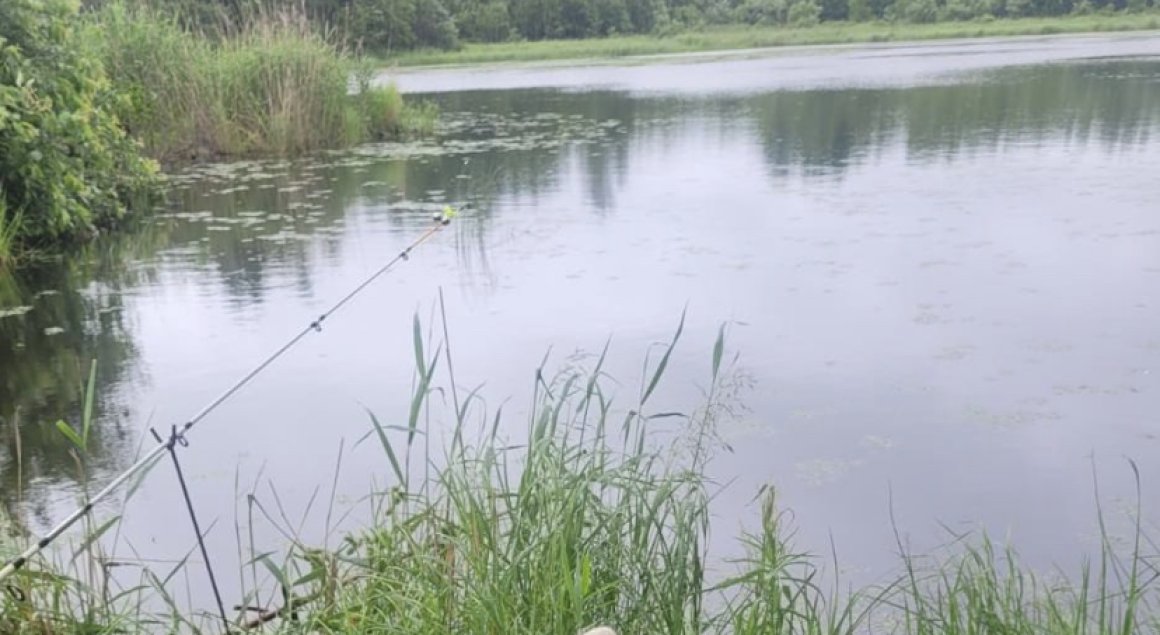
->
[735,0,788,24]
[788,0,823,24]
[940,0,988,19]
[848,0,875,20]
[887,0,940,21]
[0,0,158,246]
[1001,0,1036,16]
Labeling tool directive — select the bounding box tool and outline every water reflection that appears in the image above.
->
[0,52,1158,542]
[0,227,169,531]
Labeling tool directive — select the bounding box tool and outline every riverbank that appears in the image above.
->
[0,0,435,268]
[2,325,1157,633]
[388,14,1160,67]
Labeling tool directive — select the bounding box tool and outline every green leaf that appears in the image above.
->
[81,360,97,448]
[367,409,405,485]
[55,420,83,450]
[407,346,441,447]
[70,515,120,564]
[258,553,291,592]
[579,552,592,595]
[641,308,686,406]
[413,313,426,378]
[712,323,726,382]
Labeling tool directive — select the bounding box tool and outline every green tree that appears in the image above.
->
[456,0,515,40]
[848,0,874,20]
[735,0,787,24]
[625,0,666,31]
[868,0,896,18]
[886,0,938,20]
[349,0,460,50]
[939,0,986,19]
[788,0,823,23]
[510,0,563,39]
[591,0,631,34]
[819,0,849,20]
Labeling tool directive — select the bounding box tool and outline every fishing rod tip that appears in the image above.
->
[435,205,459,225]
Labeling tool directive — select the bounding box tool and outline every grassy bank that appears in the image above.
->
[0,1,437,266]
[2,319,1157,633]
[83,3,437,163]
[389,13,1160,66]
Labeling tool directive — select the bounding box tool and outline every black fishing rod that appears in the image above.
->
[0,208,457,584]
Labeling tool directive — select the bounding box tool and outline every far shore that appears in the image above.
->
[380,15,1160,71]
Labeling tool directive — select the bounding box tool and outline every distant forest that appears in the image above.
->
[90,0,1156,51]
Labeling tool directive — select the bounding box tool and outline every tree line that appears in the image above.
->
[130,0,1157,52]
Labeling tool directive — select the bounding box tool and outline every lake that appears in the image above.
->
[2,32,1159,611]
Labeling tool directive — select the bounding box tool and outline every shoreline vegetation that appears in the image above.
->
[85,3,438,164]
[1,321,1157,633]
[0,0,434,267]
[388,14,1160,67]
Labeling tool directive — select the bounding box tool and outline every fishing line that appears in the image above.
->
[0,208,457,584]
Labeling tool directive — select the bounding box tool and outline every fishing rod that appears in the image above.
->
[0,207,458,585]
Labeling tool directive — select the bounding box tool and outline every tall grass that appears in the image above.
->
[0,364,168,634]
[1,315,1157,633]
[234,314,1160,635]
[83,2,436,162]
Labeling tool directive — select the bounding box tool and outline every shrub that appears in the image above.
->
[848,0,875,21]
[887,0,940,21]
[940,0,988,19]
[735,0,788,25]
[0,0,158,246]
[788,0,823,24]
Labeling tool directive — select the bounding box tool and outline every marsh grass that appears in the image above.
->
[0,364,172,634]
[389,14,1160,67]
[1,312,1157,634]
[84,2,437,162]
[228,312,1160,635]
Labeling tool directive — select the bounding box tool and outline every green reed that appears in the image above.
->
[1,310,1156,634]
[81,2,437,162]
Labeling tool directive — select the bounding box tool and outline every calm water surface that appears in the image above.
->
[2,33,1159,608]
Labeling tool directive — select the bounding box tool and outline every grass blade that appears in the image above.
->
[642,309,685,406]
[413,312,426,378]
[82,359,97,448]
[69,515,120,564]
[711,323,725,382]
[55,420,84,451]
[367,409,405,485]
